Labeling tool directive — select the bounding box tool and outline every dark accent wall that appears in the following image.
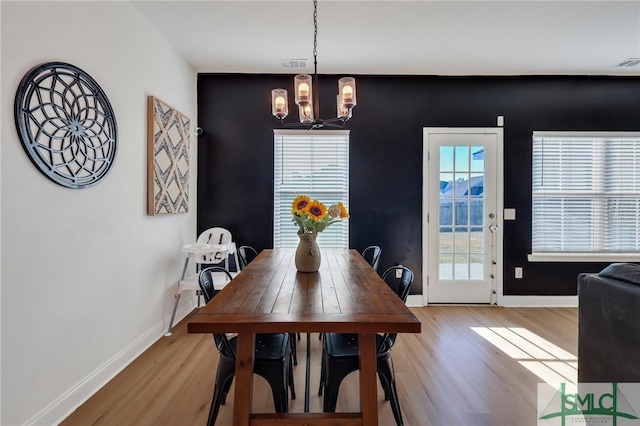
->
[197,74,640,296]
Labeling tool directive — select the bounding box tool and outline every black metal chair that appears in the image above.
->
[236,246,299,364]
[362,245,382,272]
[318,265,414,426]
[237,245,259,270]
[198,267,295,426]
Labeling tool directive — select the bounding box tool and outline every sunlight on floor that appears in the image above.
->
[471,326,577,384]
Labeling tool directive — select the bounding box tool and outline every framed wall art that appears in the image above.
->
[147,96,190,215]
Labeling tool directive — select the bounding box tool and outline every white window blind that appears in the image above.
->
[274,130,349,248]
[532,132,640,255]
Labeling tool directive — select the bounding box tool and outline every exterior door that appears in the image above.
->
[423,128,503,304]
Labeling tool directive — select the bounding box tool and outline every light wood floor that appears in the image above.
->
[61,306,577,426]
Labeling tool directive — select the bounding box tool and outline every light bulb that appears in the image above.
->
[342,85,353,102]
[298,83,310,99]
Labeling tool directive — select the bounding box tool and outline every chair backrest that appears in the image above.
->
[198,266,234,302]
[238,245,259,270]
[381,265,413,303]
[197,227,232,263]
[362,245,382,272]
[377,265,414,354]
[198,227,232,245]
[198,266,236,358]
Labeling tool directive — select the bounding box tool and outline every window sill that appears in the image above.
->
[528,253,640,263]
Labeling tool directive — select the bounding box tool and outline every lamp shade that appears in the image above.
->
[299,103,314,124]
[294,74,313,106]
[338,77,356,108]
[337,94,352,120]
[271,89,288,119]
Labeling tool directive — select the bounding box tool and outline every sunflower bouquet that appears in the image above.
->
[291,195,349,234]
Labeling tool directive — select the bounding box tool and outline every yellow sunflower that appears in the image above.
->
[292,195,311,214]
[337,202,350,219]
[306,200,327,221]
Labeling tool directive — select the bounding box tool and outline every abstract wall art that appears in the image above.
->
[147,96,190,215]
[14,62,118,189]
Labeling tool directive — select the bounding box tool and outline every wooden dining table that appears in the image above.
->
[188,248,421,426]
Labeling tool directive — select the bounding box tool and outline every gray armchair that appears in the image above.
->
[578,263,640,383]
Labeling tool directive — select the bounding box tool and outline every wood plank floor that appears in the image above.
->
[61,306,577,426]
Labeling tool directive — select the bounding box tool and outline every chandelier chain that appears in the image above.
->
[313,0,318,68]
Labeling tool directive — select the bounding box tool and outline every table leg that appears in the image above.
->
[233,332,255,426]
[359,333,379,425]
[305,332,311,412]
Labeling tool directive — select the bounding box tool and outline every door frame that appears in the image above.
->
[422,127,505,306]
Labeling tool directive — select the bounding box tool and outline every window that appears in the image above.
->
[273,130,349,248]
[531,132,640,259]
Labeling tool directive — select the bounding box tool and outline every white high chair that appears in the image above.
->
[164,227,239,336]
[196,227,239,271]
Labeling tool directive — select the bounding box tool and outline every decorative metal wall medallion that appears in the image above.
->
[14,62,118,188]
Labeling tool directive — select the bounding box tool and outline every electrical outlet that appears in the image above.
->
[515,267,523,279]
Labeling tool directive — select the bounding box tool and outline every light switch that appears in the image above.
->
[504,208,516,220]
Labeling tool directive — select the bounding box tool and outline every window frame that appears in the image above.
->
[273,129,350,249]
[528,131,640,263]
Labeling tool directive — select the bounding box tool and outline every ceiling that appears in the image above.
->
[131,0,640,76]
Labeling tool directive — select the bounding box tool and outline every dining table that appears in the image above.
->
[188,248,421,426]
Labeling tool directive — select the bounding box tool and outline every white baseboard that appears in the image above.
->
[406,294,578,308]
[499,295,578,307]
[26,296,198,426]
[406,294,423,307]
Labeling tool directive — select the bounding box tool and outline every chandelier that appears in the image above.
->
[271,0,356,130]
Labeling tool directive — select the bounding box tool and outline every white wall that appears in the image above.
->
[1,2,198,424]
